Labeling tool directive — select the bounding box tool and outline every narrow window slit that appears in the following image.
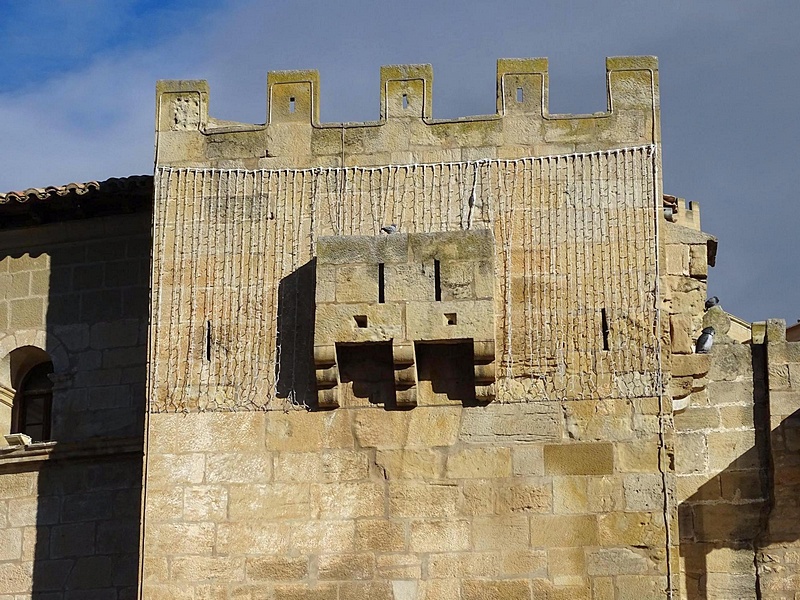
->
[205,320,212,361]
[289,97,296,113]
[516,87,524,102]
[434,259,441,301]
[378,263,385,303]
[601,309,610,351]
[402,94,408,109]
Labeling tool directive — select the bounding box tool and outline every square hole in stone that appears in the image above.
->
[444,312,457,325]
[354,315,368,328]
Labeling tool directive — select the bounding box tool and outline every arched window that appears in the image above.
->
[11,360,53,442]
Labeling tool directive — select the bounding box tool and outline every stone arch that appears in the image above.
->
[0,329,68,442]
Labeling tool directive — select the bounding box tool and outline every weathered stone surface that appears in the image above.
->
[460,403,561,443]
[543,442,614,475]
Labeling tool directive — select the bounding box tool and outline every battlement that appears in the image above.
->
[155,56,660,168]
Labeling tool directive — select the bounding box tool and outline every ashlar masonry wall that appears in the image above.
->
[142,57,675,600]
[0,212,150,598]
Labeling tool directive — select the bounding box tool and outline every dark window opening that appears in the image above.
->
[434,259,441,301]
[337,342,396,406]
[206,320,212,361]
[354,315,368,328]
[378,263,385,303]
[601,308,610,351]
[445,313,457,326]
[416,341,475,403]
[516,87,524,102]
[402,94,408,109]
[12,361,54,442]
[289,97,296,113]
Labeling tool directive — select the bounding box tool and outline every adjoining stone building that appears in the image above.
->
[0,56,798,599]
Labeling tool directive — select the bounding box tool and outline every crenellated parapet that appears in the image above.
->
[155,56,659,168]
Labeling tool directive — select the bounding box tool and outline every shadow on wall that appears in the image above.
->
[276,259,317,406]
[1,215,151,597]
[679,342,800,599]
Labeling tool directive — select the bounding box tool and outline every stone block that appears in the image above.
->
[708,345,753,381]
[597,511,665,547]
[290,519,355,554]
[718,404,756,429]
[0,528,22,561]
[377,554,422,579]
[512,445,544,476]
[615,440,660,472]
[675,474,721,503]
[473,515,530,550]
[459,480,496,516]
[461,579,531,600]
[674,406,720,431]
[446,447,512,478]
[706,430,757,470]
[427,552,500,578]
[770,390,800,418]
[375,448,445,479]
[318,553,375,580]
[216,522,290,555]
[321,450,369,481]
[615,575,666,600]
[623,473,665,511]
[9,297,44,329]
[389,481,459,518]
[548,546,586,586]
[671,354,711,378]
[552,476,588,513]
[563,399,634,441]
[246,557,308,581]
[665,244,688,275]
[689,244,708,278]
[265,410,353,451]
[50,522,96,558]
[336,582,393,600]
[205,453,272,484]
[543,442,614,475]
[0,471,37,498]
[179,412,265,453]
[0,561,34,595]
[146,453,204,489]
[674,432,707,474]
[353,407,460,449]
[314,481,384,518]
[529,514,598,547]
[145,522,215,556]
[228,483,310,520]
[670,314,694,354]
[273,583,338,600]
[497,479,552,514]
[274,452,323,482]
[719,471,765,501]
[587,476,625,512]
[409,519,470,552]
[460,402,561,444]
[183,485,228,522]
[354,519,406,552]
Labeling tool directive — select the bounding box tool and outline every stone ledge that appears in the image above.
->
[0,435,143,468]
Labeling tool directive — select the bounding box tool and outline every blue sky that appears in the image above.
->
[0,0,798,323]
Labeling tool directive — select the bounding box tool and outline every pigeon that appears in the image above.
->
[705,296,719,310]
[380,224,398,234]
[695,326,715,354]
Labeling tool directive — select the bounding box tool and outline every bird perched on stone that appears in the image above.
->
[705,296,720,310]
[380,224,398,234]
[695,327,715,354]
